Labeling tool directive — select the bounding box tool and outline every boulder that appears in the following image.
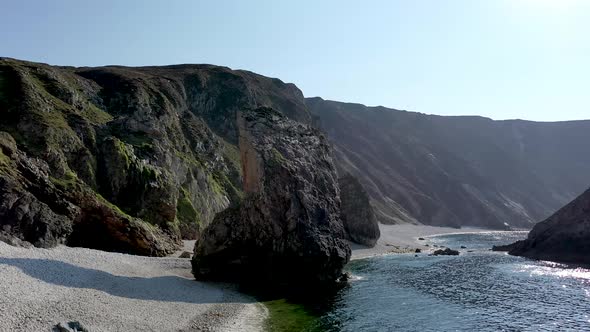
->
[53,321,88,332]
[338,173,380,247]
[192,108,351,287]
[179,251,192,258]
[432,248,459,256]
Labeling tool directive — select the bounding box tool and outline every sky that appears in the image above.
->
[1,0,589,121]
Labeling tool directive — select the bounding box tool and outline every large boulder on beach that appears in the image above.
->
[338,173,380,247]
[493,187,590,265]
[192,108,351,286]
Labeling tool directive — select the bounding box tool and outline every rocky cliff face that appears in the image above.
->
[308,97,590,230]
[338,174,380,247]
[493,188,590,265]
[192,108,350,285]
[0,58,310,255]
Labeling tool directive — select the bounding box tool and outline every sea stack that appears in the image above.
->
[192,107,351,286]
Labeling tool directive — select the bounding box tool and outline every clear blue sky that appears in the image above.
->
[1,0,588,121]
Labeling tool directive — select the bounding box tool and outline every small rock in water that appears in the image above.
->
[460,245,467,249]
[415,248,421,253]
[424,244,429,247]
[432,248,460,256]
[418,237,425,240]
[179,251,192,258]
[53,321,88,332]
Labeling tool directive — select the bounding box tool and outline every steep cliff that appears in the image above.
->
[0,58,310,255]
[308,97,590,229]
[493,187,590,265]
[192,108,350,285]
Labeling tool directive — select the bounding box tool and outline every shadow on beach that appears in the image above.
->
[0,257,253,305]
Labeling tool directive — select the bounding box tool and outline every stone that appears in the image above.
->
[415,248,421,253]
[460,245,467,249]
[53,321,88,332]
[432,248,459,256]
[179,251,192,258]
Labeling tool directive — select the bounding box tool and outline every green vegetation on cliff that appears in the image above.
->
[0,57,310,255]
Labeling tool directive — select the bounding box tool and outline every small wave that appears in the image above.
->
[347,274,365,281]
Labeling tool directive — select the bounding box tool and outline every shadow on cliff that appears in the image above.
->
[0,257,252,304]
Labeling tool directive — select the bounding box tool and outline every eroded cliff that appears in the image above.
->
[0,58,310,255]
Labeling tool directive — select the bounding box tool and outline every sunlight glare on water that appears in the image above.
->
[316,232,590,332]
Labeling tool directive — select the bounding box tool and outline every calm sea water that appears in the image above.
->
[291,232,590,332]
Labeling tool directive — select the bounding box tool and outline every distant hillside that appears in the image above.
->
[308,97,590,229]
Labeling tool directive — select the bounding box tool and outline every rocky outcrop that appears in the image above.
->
[0,131,178,255]
[192,108,350,286]
[493,187,590,265]
[308,97,590,229]
[432,248,459,256]
[0,58,310,255]
[338,174,380,246]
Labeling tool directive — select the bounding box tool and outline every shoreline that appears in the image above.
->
[351,224,499,260]
[0,225,521,331]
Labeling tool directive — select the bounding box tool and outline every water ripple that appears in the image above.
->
[319,232,590,332]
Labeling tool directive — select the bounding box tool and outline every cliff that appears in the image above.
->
[307,97,590,229]
[493,187,590,265]
[0,58,310,255]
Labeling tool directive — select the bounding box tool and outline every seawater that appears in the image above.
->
[268,232,590,332]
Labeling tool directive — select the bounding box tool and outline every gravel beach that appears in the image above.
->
[0,241,267,332]
[0,224,492,331]
[351,224,490,259]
